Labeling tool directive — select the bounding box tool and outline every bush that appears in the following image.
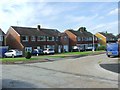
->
[25,52,32,59]
[96,45,106,51]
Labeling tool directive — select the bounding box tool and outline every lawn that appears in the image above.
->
[1,50,105,63]
[52,50,105,56]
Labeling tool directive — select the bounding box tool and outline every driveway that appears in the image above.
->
[2,54,119,88]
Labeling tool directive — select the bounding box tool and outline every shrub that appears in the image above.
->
[25,52,32,59]
[96,45,106,51]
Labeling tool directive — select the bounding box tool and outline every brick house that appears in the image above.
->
[0,28,8,57]
[6,25,66,53]
[65,27,98,51]
[0,28,5,46]
[95,32,117,46]
[117,34,120,43]
[60,33,69,52]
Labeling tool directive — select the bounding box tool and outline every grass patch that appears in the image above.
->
[1,57,39,63]
[1,50,105,63]
[98,60,103,64]
[53,50,105,56]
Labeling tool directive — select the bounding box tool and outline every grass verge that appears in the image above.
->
[1,50,105,64]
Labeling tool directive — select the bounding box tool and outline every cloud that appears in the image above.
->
[108,8,118,15]
[0,1,118,35]
[89,21,118,34]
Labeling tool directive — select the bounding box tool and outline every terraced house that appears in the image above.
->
[95,32,117,46]
[65,27,99,51]
[6,25,69,53]
[0,28,5,46]
[117,33,120,43]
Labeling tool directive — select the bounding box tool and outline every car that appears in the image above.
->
[32,49,43,56]
[4,49,23,58]
[43,48,55,54]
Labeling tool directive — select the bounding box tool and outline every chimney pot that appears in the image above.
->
[37,25,41,30]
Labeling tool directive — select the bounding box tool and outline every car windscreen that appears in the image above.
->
[49,49,54,51]
[107,44,118,51]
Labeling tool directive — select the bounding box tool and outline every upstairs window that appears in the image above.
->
[0,35,3,41]
[31,36,36,41]
[83,37,87,41]
[22,36,28,42]
[77,37,81,41]
[64,36,67,41]
[56,37,59,41]
[37,36,46,41]
[47,36,54,41]
[88,37,92,41]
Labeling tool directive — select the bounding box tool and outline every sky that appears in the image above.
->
[0,0,119,35]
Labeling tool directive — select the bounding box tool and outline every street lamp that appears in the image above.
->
[92,34,95,52]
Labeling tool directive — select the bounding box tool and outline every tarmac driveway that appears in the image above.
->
[2,54,119,88]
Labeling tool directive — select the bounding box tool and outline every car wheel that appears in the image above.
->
[107,55,110,57]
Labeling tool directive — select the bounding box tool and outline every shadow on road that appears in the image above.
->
[2,79,36,89]
[100,63,120,73]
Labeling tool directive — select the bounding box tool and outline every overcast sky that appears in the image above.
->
[0,0,119,35]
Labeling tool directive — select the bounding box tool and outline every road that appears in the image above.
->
[2,54,119,88]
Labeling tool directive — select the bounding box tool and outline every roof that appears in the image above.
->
[116,34,120,38]
[99,32,117,39]
[11,26,60,37]
[60,32,68,36]
[67,29,93,37]
[0,28,5,35]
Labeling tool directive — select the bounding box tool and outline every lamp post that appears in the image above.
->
[92,34,95,52]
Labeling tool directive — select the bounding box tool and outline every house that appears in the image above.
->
[6,25,64,54]
[60,33,69,52]
[0,28,8,57]
[116,34,120,43]
[0,28,5,46]
[95,32,117,46]
[65,27,98,51]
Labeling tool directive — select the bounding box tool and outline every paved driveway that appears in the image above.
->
[2,54,119,88]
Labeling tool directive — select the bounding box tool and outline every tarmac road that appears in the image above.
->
[2,54,119,88]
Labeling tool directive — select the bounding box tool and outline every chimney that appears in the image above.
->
[37,25,41,30]
[78,27,86,32]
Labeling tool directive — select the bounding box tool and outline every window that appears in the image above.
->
[22,36,28,42]
[88,37,92,41]
[47,45,55,49]
[47,36,54,41]
[25,47,32,52]
[31,36,36,41]
[44,45,46,49]
[64,36,67,41]
[0,35,3,41]
[37,36,46,41]
[77,37,81,41]
[88,44,92,47]
[56,37,59,41]
[83,37,87,41]
[63,45,68,52]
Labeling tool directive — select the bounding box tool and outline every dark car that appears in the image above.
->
[32,49,43,56]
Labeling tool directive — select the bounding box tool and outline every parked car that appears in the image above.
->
[106,43,119,57]
[32,49,43,56]
[4,49,23,58]
[43,48,55,54]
